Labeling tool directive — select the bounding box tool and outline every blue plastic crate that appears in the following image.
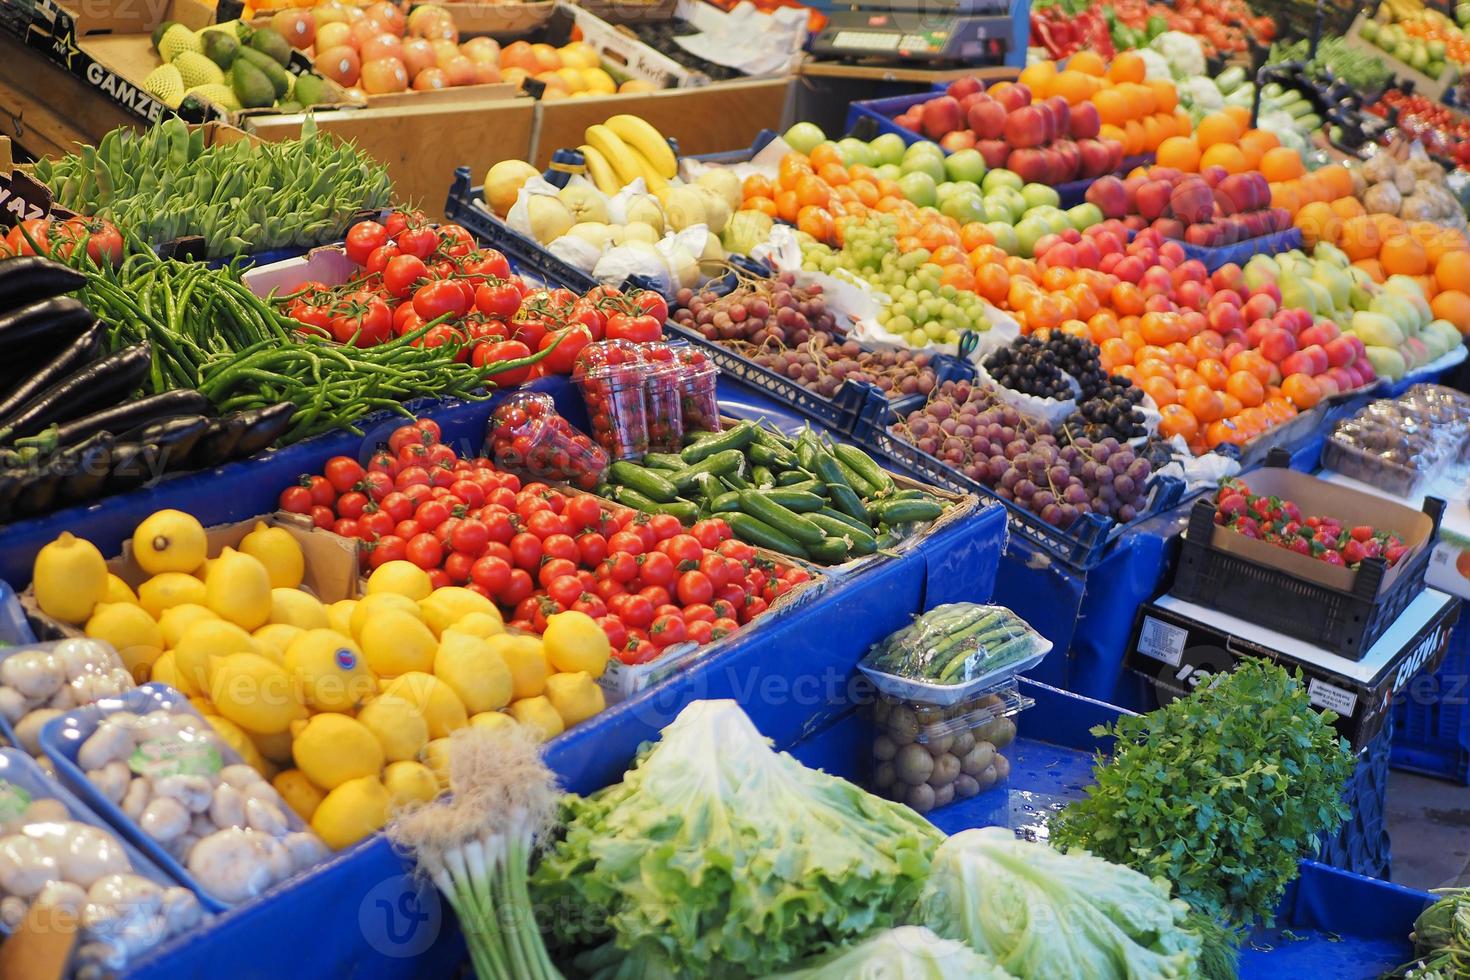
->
[443,167,598,293]
[1392,614,1470,784]
[0,580,35,647]
[1179,226,1304,273]
[1319,724,1393,879]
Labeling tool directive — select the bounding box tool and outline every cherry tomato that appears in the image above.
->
[379,491,413,523]
[741,596,769,623]
[333,517,360,538]
[501,568,534,605]
[711,617,740,640]
[510,532,543,570]
[359,471,393,502]
[564,494,604,530]
[364,243,401,276]
[676,571,714,605]
[306,505,333,529]
[323,456,365,493]
[450,519,489,556]
[443,551,475,584]
[279,485,313,513]
[336,491,370,520]
[691,519,731,549]
[607,531,645,556]
[619,595,654,628]
[526,510,568,539]
[638,585,671,608]
[544,574,582,608]
[597,615,627,651]
[395,519,423,540]
[426,569,452,590]
[360,509,395,539]
[648,514,683,541]
[577,532,608,567]
[471,555,511,593]
[571,592,607,618]
[666,534,703,566]
[345,220,388,265]
[686,620,714,645]
[682,603,715,624]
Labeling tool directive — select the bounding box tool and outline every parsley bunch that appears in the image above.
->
[1050,661,1354,930]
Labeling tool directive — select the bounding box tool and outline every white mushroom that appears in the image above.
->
[186,828,274,904]
[13,708,62,755]
[281,832,328,873]
[120,779,150,821]
[153,775,213,814]
[1,650,64,700]
[0,896,26,929]
[22,799,68,825]
[0,834,59,897]
[161,886,202,935]
[35,879,87,917]
[53,639,115,681]
[0,688,27,723]
[69,670,133,706]
[86,874,163,921]
[165,833,198,863]
[139,798,189,843]
[47,824,132,888]
[78,723,135,771]
[47,686,76,711]
[218,765,263,789]
[106,712,146,733]
[74,940,125,975]
[209,785,244,830]
[244,799,288,838]
[86,762,131,806]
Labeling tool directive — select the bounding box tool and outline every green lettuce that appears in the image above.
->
[913,828,1201,980]
[769,926,1013,979]
[530,700,943,978]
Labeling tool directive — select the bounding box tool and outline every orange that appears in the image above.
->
[1196,358,1229,389]
[796,205,834,242]
[1099,336,1133,369]
[742,174,775,200]
[1142,115,1170,151]
[775,190,800,223]
[1111,282,1146,316]
[960,222,994,251]
[748,196,778,218]
[1141,375,1178,407]
[1174,367,1205,391]
[1090,312,1122,343]
[1340,216,1383,262]
[1225,370,1265,408]
[1137,357,1174,380]
[1094,89,1129,127]
[1381,235,1428,277]
[1051,70,1094,106]
[1281,373,1322,410]
[1219,393,1244,418]
[1271,181,1302,217]
[1099,123,1128,148]
[1294,201,1341,250]
[808,143,842,171]
[1229,351,1273,385]
[1374,214,1409,241]
[1157,136,1201,173]
[778,153,813,190]
[1200,144,1247,175]
[1352,258,1387,283]
[1196,113,1243,150]
[795,174,831,209]
[1183,385,1225,423]
[1108,50,1146,83]
[1260,146,1306,182]
[1166,341,1197,368]
[1158,403,1200,442]
[1431,289,1470,334]
[1435,249,1470,293]
[1123,120,1146,156]
[1019,59,1058,94]
[1241,129,1280,157]
[1330,196,1366,221]
[975,264,1010,305]
[1222,104,1251,130]
[1147,79,1178,113]
[1069,50,1106,76]
[1205,419,1246,449]
[1317,164,1353,199]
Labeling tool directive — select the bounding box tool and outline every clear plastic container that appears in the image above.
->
[1324,384,1470,496]
[639,343,686,453]
[0,747,207,973]
[869,679,1031,815]
[0,638,136,758]
[673,345,722,434]
[857,603,1050,706]
[43,683,330,912]
[573,340,649,461]
[489,392,609,491]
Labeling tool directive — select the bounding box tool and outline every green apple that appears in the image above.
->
[936,181,961,201]
[1039,209,1071,236]
[1014,215,1050,258]
[875,163,903,182]
[940,192,988,224]
[899,153,946,184]
[991,186,1028,223]
[943,148,986,185]
[982,168,1023,194]
[1065,202,1102,232]
[903,139,944,162]
[897,171,938,208]
[868,132,907,167]
[836,137,875,167]
[783,122,826,155]
[1021,183,1061,210]
[985,221,1019,255]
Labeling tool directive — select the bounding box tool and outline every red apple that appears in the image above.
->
[1136,180,1172,222]
[921,96,963,139]
[991,82,1030,111]
[1255,282,1283,305]
[1122,215,1148,232]
[1053,139,1080,181]
[1279,349,1313,375]
[1038,241,1078,270]
[1210,288,1243,309]
[1170,180,1215,225]
[1076,138,1113,179]
[1176,280,1207,310]
[1046,96,1070,138]
[1084,175,1128,219]
[1073,237,1101,269]
[1327,366,1357,391]
[1100,252,1123,274]
[1003,106,1047,149]
[1323,335,1357,367]
[975,139,1009,169]
[1006,147,1050,183]
[1069,102,1101,140]
[1261,329,1298,363]
[1299,321,1341,347]
[967,100,1006,140]
[1315,374,1342,398]
[1200,165,1229,187]
[958,92,988,115]
[1245,320,1272,348]
[946,75,983,100]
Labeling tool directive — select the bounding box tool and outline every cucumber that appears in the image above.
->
[738,490,827,545]
[654,499,699,524]
[610,485,662,513]
[832,443,894,495]
[836,459,879,497]
[762,488,826,512]
[812,451,852,491]
[874,498,944,524]
[750,425,796,451]
[681,421,754,464]
[643,452,687,471]
[750,442,797,469]
[777,470,815,487]
[671,450,745,493]
[807,512,877,553]
[777,480,828,497]
[829,483,871,525]
[817,506,871,535]
[751,465,775,488]
[710,490,742,513]
[806,537,852,564]
[1216,65,1247,94]
[728,513,808,558]
[608,461,678,502]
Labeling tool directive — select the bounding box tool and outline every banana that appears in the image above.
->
[630,150,669,193]
[605,114,677,179]
[585,124,643,188]
[579,144,622,196]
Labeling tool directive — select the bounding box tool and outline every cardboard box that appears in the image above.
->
[1126,590,1461,750]
[443,1,557,38]
[1343,13,1455,102]
[531,74,792,167]
[21,512,361,640]
[565,1,706,88]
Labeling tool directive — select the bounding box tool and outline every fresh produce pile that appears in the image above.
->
[1360,0,1466,81]
[1085,166,1290,248]
[29,504,616,850]
[1211,477,1413,567]
[142,20,332,113]
[1323,384,1470,494]
[1030,0,1114,61]
[600,420,951,565]
[1399,886,1470,975]
[1367,91,1470,167]
[0,634,136,759]
[280,419,804,659]
[894,382,1153,527]
[34,119,391,259]
[1269,36,1393,93]
[1101,0,1273,58]
[869,692,1016,812]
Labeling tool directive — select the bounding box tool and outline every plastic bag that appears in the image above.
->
[0,639,135,757]
[859,604,1049,704]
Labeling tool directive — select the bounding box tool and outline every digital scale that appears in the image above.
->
[809,0,1028,67]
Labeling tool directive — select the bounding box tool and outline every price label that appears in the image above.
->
[1137,616,1188,667]
[0,780,32,823]
[1307,678,1359,718]
[130,736,222,779]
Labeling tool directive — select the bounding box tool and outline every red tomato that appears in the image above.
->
[619,594,654,628]
[324,456,365,493]
[369,535,407,568]
[475,281,522,319]
[577,532,608,567]
[510,532,543,570]
[333,517,360,539]
[632,290,669,324]
[360,509,395,539]
[329,293,392,347]
[546,574,584,607]
[690,519,732,549]
[413,280,471,321]
[605,311,661,343]
[414,499,452,530]
[686,620,714,645]
[637,551,676,587]
[450,520,489,556]
[607,531,645,556]
[309,505,335,529]
[572,592,607,618]
[395,225,438,259]
[537,326,593,375]
[345,220,388,265]
[471,555,511,593]
[666,534,703,566]
[405,533,444,569]
[542,533,580,564]
[303,475,335,507]
[471,340,534,386]
[6,219,50,256]
[437,224,475,257]
[682,603,715,623]
[461,250,512,283]
[279,485,313,514]
[443,551,475,584]
[526,510,567,539]
[597,615,627,651]
[364,243,401,275]
[360,471,393,502]
[649,613,686,647]
[648,514,683,541]
[501,568,534,605]
[383,254,430,298]
[55,218,123,266]
[336,491,370,520]
[676,571,714,605]
[638,585,671,608]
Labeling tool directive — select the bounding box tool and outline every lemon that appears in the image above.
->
[131,509,207,575]
[189,696,216,716]
[202,713,271,773]
[209,653,303,735]
[159,603,217,649]
[291,713,384,790]
[470,711,516,732]
[326,599,358,637]
[175,619,260,692]
[239,522,305,589]
[284,629,377,713]
[356,696,429,762]
[487,634,548,700]
[447,612,504,641]
[419,587,499,637]
[381,672,467,738]
[204,548,272,631]
[508,696,565,742]
[252,623,304,663]
[360,609,437,678]
[273,769,325,821]
[84,602,163,681]
[138,572,208,619]
[349,592,421,642]
[545,671,605,728]
[270,588,329,630]
[434,631,513,714]
[366,560,432,601]
[542,611,610,678]
[150,652,196,697]
[311,775,390,849]
[102,575,139,606]
[250,728,295,765]
[383,760,440,806]
[33,532,108,624]
[422,737,452,789]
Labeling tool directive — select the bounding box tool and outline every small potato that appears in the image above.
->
[954,773,980,798]
[872,762,895,789]
[932,781,955,809]
[961,741,996,777]
[871,734,897,762]
[924,733,954,757]
[930,752,961,787]
[905,782,936,813]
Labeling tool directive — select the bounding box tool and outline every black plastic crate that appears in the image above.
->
[444,167,599,293]
[847,405,1186,570]
[1170,452,1445,661]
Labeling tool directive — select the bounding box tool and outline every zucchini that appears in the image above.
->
[1215,64,1247,94]
[608,461,678,503]
[728,512,808,558]
[681,421,754,464]
[738,490,827,545]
